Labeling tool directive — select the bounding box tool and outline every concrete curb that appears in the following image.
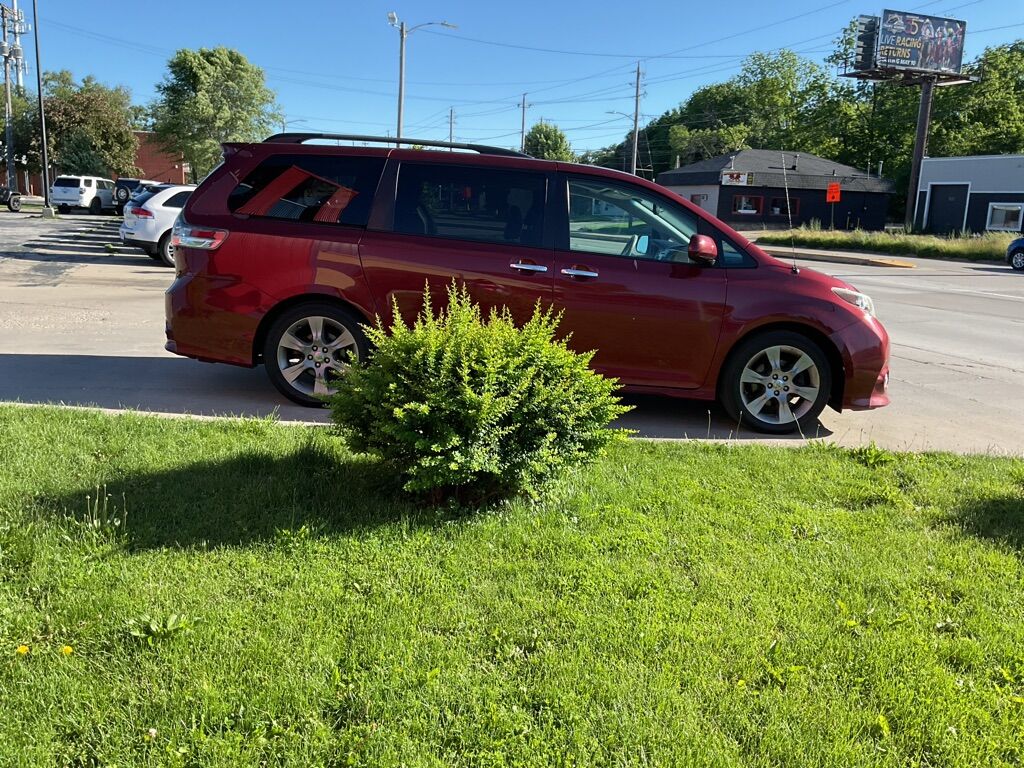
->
[758,245,916,269]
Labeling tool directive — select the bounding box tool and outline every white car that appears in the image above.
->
[119,184,194,267]
[50,175,117,214]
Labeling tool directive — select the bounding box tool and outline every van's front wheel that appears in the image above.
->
[262,303,367,406]
[720,331,832,435]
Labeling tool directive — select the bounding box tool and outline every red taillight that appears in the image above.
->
[129,205,153,218]
[172,215,228,251]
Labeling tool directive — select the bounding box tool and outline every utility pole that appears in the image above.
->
[1,5,15,190]
[11,0,21,89]
[448,107,453,149]
[520,93,527,152]
[630,61,641,176]
[31,0,50,215]
[904,77,934,231]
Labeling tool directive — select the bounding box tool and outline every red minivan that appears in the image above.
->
[166,133,889,434]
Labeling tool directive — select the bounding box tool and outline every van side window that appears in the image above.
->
[227,154,385,227]
[566,177,698,262]
[394,163,546,247]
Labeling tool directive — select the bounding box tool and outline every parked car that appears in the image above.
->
[0,185,21,212]
[166,133,890,434]
[113,177,158,214]
[50,175,116,214]
[1007,237,1024,271]
[120,184,194,267]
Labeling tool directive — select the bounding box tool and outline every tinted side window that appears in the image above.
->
[162,191,191,209]
[228,154,385,227]
[566,177,698,262]
[394,163,546,247]
[697,219,757,268]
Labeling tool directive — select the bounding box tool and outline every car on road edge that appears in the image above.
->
[1007,236,1024,271]
[166,133,891,434]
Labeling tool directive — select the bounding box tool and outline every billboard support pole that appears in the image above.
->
[904,76,935,232]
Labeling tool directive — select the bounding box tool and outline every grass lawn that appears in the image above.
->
[756,228,1016,262]
[1,405,1023,766]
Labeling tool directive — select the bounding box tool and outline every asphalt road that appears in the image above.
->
[0,213,1021,455]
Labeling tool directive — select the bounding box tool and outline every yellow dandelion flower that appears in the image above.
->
[15,644,29,656]
[61,645,74,656]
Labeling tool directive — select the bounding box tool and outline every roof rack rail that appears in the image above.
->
[263,132,529,158]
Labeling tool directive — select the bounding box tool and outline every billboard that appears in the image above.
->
[877,10,966,74]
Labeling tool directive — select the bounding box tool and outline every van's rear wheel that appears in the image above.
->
[720,331,831,435]
[262,303,367,406]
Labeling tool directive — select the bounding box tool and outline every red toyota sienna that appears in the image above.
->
[166,133,889,434]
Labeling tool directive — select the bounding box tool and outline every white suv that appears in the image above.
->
[119,184,194,266]
[50,175,116,214]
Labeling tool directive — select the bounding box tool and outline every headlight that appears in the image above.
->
[832,287,875,317]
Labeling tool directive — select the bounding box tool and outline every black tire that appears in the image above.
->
[116,203,125,216]
[719,330,832,435]
[262,302,368,406]
[1010,250,1024,271]
[58,204,69,214]
[88,197,101,215]
[115,186,130,204]
[146,250,163,262]
[6,194,21,212]
[157,231,175,267]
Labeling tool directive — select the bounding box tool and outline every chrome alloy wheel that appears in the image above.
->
[1012,251,1024,270]
[275,315,358,398]
[738,344,821,426]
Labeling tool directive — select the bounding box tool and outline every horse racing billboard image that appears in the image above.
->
[878,10,966,74]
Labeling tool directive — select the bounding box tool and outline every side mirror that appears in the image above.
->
[635,234,649,255]
[687,234,718,266]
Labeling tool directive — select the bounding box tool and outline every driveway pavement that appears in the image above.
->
[0,214,1020,455]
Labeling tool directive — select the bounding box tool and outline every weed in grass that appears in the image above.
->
[850,442,896,468]
[126,613,194,645]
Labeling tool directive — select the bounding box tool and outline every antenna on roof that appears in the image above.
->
[780,151,799,275]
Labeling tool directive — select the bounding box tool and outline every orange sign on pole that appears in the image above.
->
[826,182,841,203]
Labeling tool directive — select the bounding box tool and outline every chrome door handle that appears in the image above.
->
[561,268,599,278]
[510,262,548,273]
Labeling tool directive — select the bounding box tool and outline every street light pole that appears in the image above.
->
[388,13,456,142]
[396,20,406,139]
[31,0,51,216]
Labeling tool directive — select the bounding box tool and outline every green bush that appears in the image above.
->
[331,283,631,502]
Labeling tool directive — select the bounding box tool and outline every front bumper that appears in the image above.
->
[830,316,890,411]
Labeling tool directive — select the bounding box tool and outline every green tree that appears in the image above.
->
[932,42,1024,157]
[151,47,281,181]
[29,71,138,176]
[668,123,751,165]
[524,121,574,161]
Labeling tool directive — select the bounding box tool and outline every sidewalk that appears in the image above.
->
[754,242,916,269]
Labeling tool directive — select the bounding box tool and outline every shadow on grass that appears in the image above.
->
[49,443,430,551]
[954,495,1024,551]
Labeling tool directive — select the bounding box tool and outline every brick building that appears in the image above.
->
[4,130,188,195]
[132,131,188,184]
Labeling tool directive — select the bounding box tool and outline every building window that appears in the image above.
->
[769,197,799,217]
[732,194,763,215]
[986,202,1024,232]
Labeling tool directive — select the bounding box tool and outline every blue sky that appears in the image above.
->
[34,0,1024,152]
